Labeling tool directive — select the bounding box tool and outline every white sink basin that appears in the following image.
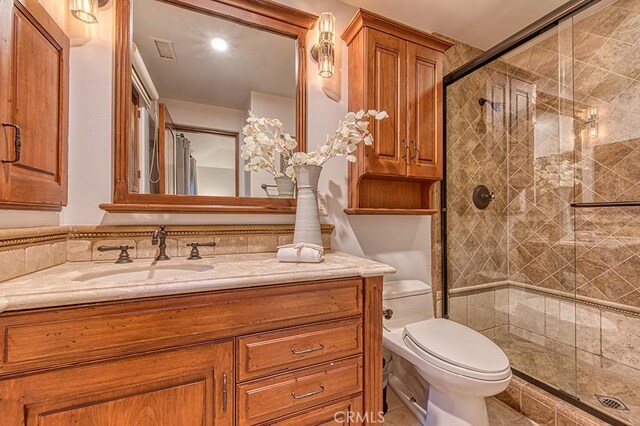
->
[76,264,213,284]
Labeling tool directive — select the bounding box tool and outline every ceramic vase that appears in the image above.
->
[293,164,323,246]
[275,176,295,198]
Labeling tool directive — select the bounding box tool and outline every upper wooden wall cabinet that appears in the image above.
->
[0,0,69,211]
[342,9,452,215]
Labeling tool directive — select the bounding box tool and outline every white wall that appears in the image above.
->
[160,99,246,133]
[9,0,432,283]
[248,91,296,197]
[196,167,236,197]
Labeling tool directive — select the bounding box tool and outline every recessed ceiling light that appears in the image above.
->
[211,37,228,51]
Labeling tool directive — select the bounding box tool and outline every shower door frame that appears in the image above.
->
[438,1,630,424]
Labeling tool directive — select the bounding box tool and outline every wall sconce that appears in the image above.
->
[69,0,109,24]
[310,13,336,78]
[587,107,598,138]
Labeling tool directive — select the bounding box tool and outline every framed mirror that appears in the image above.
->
[102,0,317,213]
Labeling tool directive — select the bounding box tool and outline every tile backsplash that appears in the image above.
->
[0,224,334,283]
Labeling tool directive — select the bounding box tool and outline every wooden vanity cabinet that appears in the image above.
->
[0,277,383,425]
[0,0,69,210]
[342,9,451,215]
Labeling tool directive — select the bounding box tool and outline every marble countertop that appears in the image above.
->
[0,251,395,313]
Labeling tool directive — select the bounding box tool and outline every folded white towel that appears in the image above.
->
[277,243,325,263]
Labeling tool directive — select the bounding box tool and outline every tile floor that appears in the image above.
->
[383,388,536,425]
[488,327,640,425]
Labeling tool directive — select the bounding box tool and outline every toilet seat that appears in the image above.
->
[402,318,511,381]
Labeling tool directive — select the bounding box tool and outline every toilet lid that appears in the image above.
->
[403,319,509,375]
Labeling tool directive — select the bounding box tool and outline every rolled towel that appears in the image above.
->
[277,243,325,263]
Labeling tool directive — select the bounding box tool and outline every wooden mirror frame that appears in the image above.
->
[101,0,317,214]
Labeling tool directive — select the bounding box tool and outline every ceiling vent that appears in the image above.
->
[151,38,176,61]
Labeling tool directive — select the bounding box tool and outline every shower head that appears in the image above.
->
[478,97,504,112]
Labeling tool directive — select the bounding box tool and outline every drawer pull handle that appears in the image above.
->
[291,343,324,355]
[291,384,324,399]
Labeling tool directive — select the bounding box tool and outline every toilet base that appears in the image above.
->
[425,386,489,426]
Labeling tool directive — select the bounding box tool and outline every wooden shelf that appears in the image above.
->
[99,203,296,214]
[344,208,438,215]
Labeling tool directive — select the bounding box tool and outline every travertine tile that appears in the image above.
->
[602,310,640,369]
[510,324,546,346]
[0,249,26,282]
[25,244,54,273]
[545,297,561,341]
[509,287,545,335]
[53,241,67,265]
[495,288,509,326]
[247,235,278,253]
[215,236,248,255]
[468,290,495,331]
[521,387,556,426]
[559,300,576,346]
[67,240,92,262]
[277,235,294,247]
[449,295,468,326]
[576,305,601,354]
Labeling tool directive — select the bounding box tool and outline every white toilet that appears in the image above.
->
[383,280,511,426]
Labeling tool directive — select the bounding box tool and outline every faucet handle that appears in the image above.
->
[97,245,134,264]
[186,242,216,260]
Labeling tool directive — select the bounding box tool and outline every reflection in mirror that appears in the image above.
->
[129,0,298,198]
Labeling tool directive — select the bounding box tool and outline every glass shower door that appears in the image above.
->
[445,17,579,400]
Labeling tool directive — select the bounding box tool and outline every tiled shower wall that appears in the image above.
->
[444,0,640,316]
[431,36,484,315]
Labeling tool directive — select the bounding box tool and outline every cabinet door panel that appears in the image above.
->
[0,341,234,426]
[366,29,406,176]
[0,0,68,208]
[406,42,442,178]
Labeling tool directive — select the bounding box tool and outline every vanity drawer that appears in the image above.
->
[270,395,363,425]
[237,356,363,425]
[237,318,363,381]
[0,279,363,375]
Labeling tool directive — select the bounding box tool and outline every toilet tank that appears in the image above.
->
[382,280,434,331]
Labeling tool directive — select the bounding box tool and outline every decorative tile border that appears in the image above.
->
[450,280,640,319]
[0,224,335,282]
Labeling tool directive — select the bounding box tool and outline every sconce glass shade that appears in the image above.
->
[318,41,335,78]
[314,12,335,78]
[69,0,99,24]
[318,12,335,43]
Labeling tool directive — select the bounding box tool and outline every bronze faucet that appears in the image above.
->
[151,226,170,261]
